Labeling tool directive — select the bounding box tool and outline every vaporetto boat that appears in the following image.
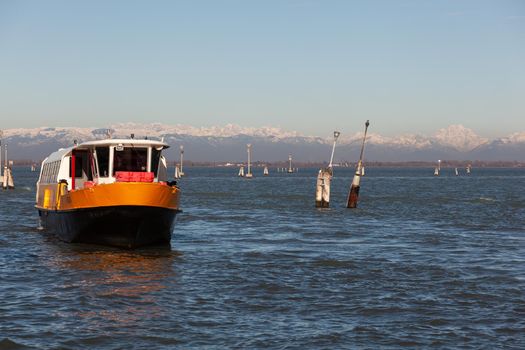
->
[35,138,181,248]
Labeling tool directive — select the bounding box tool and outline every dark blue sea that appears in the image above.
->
[1,166,524,349]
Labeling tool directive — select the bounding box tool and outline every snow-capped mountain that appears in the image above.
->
[433,125,489,151]
[1,123,524,162]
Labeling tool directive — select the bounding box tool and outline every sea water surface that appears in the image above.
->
[0,166,524,349]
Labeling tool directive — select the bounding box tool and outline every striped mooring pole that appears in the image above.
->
[346,120,370,208]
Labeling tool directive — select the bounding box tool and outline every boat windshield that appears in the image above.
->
[96,147,110,177]
[113,147,148,174]
[151,148,161,176]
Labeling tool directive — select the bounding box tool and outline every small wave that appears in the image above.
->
[0,338,36,349]
[312,259,356,269]
[479,197,496,202]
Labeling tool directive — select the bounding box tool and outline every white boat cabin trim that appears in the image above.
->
[37,139,170,191]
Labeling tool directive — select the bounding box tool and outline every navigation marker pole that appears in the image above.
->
[3,143,14,190]
[174,162,181,179]
[315,131,340,208]
[246,144,253,178]
[0,130,3,186]
[2,143,7,189]
[179,145,185,177]
[346,120,370,208]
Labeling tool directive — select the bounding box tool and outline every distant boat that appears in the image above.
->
[455,167,459,176]
[287,154,293,173]
[31,164,36,172]
[434,167,439,176]
[238,166,245,177]
[263,166,269,176]
[466,164,471,175]
[174,164,181,179]
[361,166,365,176]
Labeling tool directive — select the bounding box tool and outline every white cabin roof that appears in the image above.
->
[75,139,169,149]
[42,139,170,165]
[44,147,74,163]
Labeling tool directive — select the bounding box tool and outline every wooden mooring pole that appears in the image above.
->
[315,131,340,208]
[346,120,370,208]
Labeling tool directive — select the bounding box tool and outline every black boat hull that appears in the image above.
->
[38,206,180,248]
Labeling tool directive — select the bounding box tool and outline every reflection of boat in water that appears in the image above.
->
[35,138,181,248]
[45,247,178,325]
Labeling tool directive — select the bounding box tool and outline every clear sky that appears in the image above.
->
[0,0,523,138]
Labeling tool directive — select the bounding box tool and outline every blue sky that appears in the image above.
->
[0,0,523,138]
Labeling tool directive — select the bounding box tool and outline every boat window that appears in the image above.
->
[42,161,60,183]
[41,164,48,182]
[113,147,148,174]
[68,151,90,179]
[151,148,161,176]
[96,147,110,177]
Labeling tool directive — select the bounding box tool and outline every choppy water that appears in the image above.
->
[1,166,524,349]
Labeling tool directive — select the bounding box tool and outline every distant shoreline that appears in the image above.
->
[12,160,524,168]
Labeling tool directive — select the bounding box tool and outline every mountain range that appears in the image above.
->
[1,123,524,162]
